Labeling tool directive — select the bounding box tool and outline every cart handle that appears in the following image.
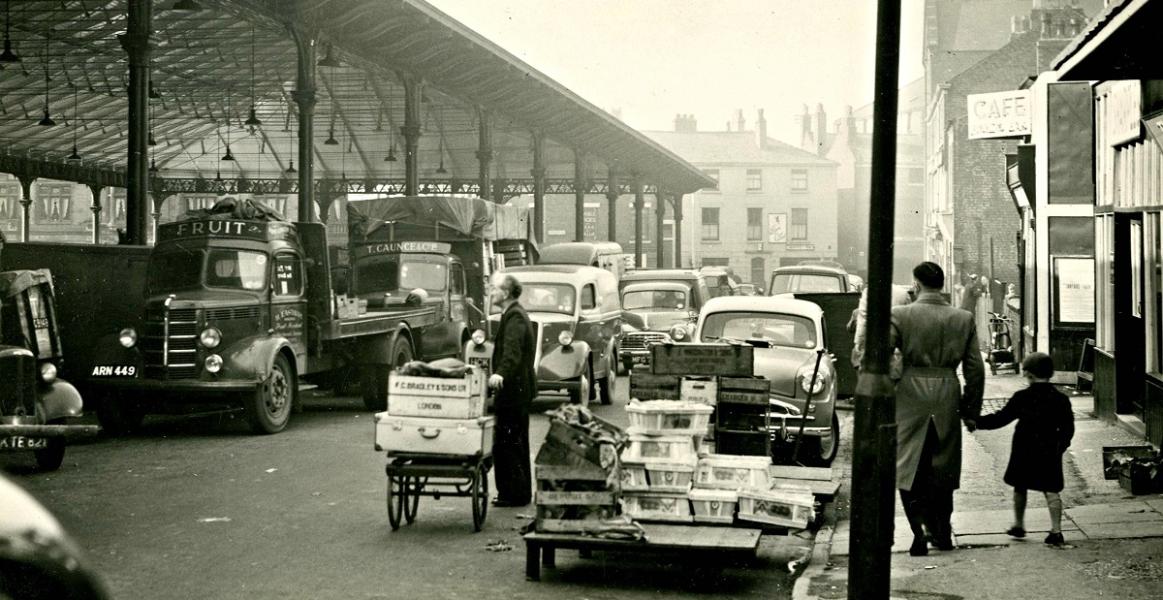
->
[418,428,442,439]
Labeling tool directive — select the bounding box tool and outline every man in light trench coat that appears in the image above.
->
[890,262,985,556]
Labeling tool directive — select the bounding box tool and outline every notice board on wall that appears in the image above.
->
[1053,256,1096,326]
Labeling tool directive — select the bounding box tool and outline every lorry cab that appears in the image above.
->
[92,218,309,434]
[537,242,627,281]
[348,240,470,360]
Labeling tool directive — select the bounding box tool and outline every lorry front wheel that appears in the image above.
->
[248,354,294,434]
[33,419,66,471]
[361,336,413,412]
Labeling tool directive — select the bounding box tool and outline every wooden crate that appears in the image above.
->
[649,344,753,376]
[629,373,681,400]
[535,467,621,533]
[718,377,769,405]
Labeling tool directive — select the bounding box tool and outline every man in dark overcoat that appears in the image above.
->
[891,262,985,555]
[488,273,537,507]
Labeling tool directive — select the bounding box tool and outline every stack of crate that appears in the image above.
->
[373,368,493,456]
[533,412,625,533]
[714,376,772,457]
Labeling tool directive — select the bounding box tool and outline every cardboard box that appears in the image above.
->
[626,400,713,435]
[622,491,693,523]
[620,461,650,492]
[622,430,697,463]
[689,488,738,525]
[737,488,814,529]
[374,414,494,456]
[388,371,486,399]
[694,454,771,490]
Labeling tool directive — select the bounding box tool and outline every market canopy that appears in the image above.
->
[0,0,713,195]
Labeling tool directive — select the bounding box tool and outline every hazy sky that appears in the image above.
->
[427,0,926,143]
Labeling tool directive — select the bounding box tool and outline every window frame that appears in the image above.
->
[791,169,809,192]
[272,252,304,297]
[746,169,763,192]
[790,208,809,241]
[746,207,763,241]
[580,283,597,311]
[701,207,720,241]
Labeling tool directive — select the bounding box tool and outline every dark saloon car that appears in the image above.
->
[617,282,699,371]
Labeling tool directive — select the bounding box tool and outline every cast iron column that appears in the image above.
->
[290,27,316,222]
[492,178,506,205]
[655,190,666,268]
[633,176,645,268]
[119,0,152,245]
[531,133,546,244]
[672,194,684,268]
[88,185,103,244]
[401,77,423,197]
[574,150,587,242]
[17,176,33,243]
[605,167,619,243]
[476,108,493,201]
[849,1,901,598]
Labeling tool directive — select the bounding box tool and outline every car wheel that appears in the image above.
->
[247,353,295,434]
[808,413,840,466]
[33,419,67,471]
[569,367,591,407]
[598,361,616,405]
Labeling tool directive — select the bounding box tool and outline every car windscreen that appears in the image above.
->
[517,283,576,315]
[770,273,843,294]
[205,249,268,291]
[354,256,447,295]
[700,311,817,349]
[622,288,690,311]
[147,248,206,295]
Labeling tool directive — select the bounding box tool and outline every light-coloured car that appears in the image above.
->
[694,296,840,465]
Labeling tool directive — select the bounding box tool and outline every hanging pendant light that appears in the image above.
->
[0,0,20,63]
[67,85,81,160]
[244,24,262,128]
[385,140,397,162]
[324,127,338,145]
[36,34,53,126]
[222,144,235,161]
[221,94,234,160]
[285,158,296,174]
[149,157,159,173]
[435,137,447,174]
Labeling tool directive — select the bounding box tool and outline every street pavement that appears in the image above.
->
[795,372,1163,600]
[2,380,804,600]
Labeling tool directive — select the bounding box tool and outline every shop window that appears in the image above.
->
[701,207,720,240]
[747,208,763,240]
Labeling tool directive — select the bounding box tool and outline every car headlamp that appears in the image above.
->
[40,362,57,383]
[205,354,223,374]
[199,327,222,349]
[668,324,687,341]
[119,328,137,348]
[558,330,574,346]
[800,371,827,395]
[471,329,486,346]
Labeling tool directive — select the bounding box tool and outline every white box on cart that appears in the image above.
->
[388,371,486,398]
[386,371,487,419]
[374,413,495,456]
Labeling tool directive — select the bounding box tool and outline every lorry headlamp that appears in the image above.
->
[558,330,574,346]
[119,328,137,348]
[40,362,57,383]
[205,354,223,374]
[668,324,687,341]
[199,327,222,349]
[471,329,486,346]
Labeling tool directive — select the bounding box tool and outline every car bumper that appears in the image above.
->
[91,378,257,394]
[537,379,582,393]
[0,423,101,440]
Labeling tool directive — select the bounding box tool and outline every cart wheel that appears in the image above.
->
[387,475,406,531]
[404,477,420,524]
[471,464,489,532]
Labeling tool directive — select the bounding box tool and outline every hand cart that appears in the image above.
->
[385,451,494,532]
[986,311,1019,375]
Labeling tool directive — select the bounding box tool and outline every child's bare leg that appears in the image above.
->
[1012,488,1027,529]
[1044,492,1062,534]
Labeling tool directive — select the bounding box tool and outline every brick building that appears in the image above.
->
[922,0,1100,287]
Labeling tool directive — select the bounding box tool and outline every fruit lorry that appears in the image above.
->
[89,216,445,434]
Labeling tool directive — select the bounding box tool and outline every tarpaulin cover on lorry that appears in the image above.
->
[346,196,530,242]
[0,269,53,299]
[178,197,288,222]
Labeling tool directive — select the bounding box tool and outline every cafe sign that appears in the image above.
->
[967,90,1032,140]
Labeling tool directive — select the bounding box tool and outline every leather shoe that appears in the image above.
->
[908,537,928,557]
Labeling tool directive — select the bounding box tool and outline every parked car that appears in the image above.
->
[735,283,762,296]
[537,241,627,281]
[0,473,110,599]
[768,264,856,295]
[488,264,621,405]
[617,282,698,371]
[693,295,840,465]
[617,269,713,371]
[1,270,98,471]
[699,266,739,298]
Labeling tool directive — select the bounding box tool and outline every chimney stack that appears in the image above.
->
[756,109,768,149]
[673,114,698,133]
[814,104,828,156]
[736,109,746,133]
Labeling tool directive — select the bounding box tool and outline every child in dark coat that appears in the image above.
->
[976,352,1075,546]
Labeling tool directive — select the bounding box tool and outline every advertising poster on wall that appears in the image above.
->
[1054,257,1096,325]
[768,212,786,243]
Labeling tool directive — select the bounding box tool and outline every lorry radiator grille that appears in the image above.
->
[142,308,199,380]
[0,351,36,417]
[621,332,667,351]
[205,306,260,321]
